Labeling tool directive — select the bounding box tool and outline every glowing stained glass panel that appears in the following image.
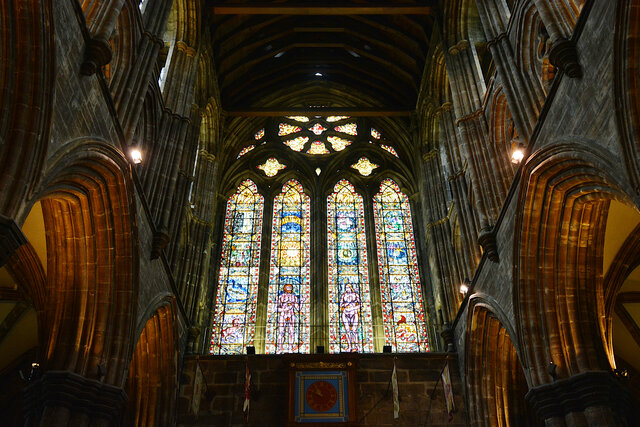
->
[327,116,350,122]
[265,180,311,354]
[381,144,399,158]
[211,180,263,355]
[283,136,309,152]
[371,128,381,139]
[334,123,357,136]
[309,123,327,135]
[307,141,330,154]
[279,123,302,136]
[327,136,352,151]
[258,158,286,177]
[237,145,255,159]
[255,129,265,140]
[351,157,379,176]
[286,116,310,122]
[327,180,374,353]
[373,179,429,352]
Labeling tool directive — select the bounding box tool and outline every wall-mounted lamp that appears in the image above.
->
[459,284,469,295]
[130,149,142,164]
[511,142,525,164]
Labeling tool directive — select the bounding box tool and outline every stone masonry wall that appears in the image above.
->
[177,353,466,427]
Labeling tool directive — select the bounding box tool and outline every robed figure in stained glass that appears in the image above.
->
[327,180,374,353]
[265,180,311,354]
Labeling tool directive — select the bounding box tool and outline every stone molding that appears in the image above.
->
[525,371,632,422]
[549,37,582,78]
[478,226,499,263]
[0,215,27,266]
[24,371,128,424]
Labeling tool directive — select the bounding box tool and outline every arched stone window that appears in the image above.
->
[210,118,430,354]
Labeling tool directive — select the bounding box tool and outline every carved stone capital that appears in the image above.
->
[23,371,127,425]
[549,37,581,78]
[440,328,456,352]
[0,215,27,266]
[478,226,499,263]
[151,230,170,260]
[525,371,632,423]
[80,37,113,76]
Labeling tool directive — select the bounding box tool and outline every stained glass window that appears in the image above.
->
[327,116,350,122]
[287,116,310,122]
[307,141,330,155]
[380,144,399,158]
[265,180,311,354]
[334,123,357,136]
[371,128,381,139]
[258,158,286,176]
[283,136,309,151]
[351,157,379,176]
[373,179,429,352]
[237,145,255,159]
[255,129,265,140]
[327,180,374,353]
[279,123,302,136]
[211,180,264,354]
[309,123,327,135]
[327,136,352,151]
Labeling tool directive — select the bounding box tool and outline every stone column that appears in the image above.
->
[476,0,542,142]
[532,0,582,77]
[23,371,128,427]
[80,0,126,76]
[525,371,632,426]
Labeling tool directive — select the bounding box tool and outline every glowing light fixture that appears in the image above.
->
[511,142,525,164]
[460,284,469,295]
[315,72,323,77]
[130,149,142,164]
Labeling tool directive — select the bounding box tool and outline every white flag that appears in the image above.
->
[392,361,399,419]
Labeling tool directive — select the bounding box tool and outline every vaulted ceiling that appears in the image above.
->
[208,1,437,112]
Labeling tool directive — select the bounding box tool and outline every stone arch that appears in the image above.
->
[34,140,138,387]
[105,1,139,91]
[125,299,178,426]
[514,142,635,423]
[487,87,518,194]
[0,0,54,219]
[465,296,536,426]
[615,0,640,192]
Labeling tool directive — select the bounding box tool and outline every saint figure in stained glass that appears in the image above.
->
[265,180,311,354]
[327,180,374,353]
[373,179,429,352]
[211,180,263,354]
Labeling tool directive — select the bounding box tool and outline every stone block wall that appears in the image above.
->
[177,353,466,427]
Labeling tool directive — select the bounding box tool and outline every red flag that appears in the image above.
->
[243,362,251,423]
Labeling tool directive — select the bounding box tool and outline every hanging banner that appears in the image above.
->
[392,360,399,419]
[441,361,455,415]
[191,360,204,415]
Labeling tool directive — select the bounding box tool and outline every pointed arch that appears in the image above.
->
[373,178,429,352]
[265,180,311,354]
[210,179,264,355]
[327,179,374,353]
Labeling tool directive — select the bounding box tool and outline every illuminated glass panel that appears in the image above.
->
[210,180,263,355]
[371,128,381,139]
[327,136,352,151]
[373,179,429,352]
[258,158,286,176]
[309,123,327,135]
[283,136,309,152]
[255,129,265,140]
[265,180,311,354]
[237,145,255,159]
[279,123,302,136]
[286,116,310,122]
[334,123,357,136]
[327,180,374,353]
[381,144,399,158]
[327,116,350,122]
[351,157,379,176]
[307,141,330,154]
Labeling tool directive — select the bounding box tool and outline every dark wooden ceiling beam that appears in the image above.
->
[225,108,413,117]
[212,5,433,15]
